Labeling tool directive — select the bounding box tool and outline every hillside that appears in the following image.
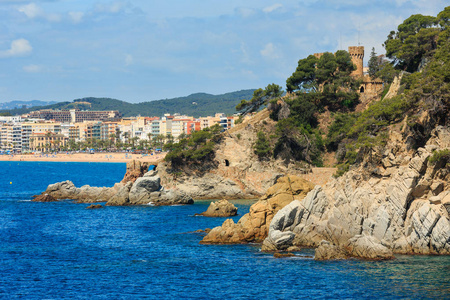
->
[0,100,58,110]
[0,89,255,117]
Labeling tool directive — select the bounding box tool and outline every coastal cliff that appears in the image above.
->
[261,126,450,258]
[158,109,312,199]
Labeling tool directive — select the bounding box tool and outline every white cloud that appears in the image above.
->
[23,64,42,73]
[263,3,283,13]
[260,43,279,59]
[125,54,133,66]
[68,11,84,24]
[17,3,61,22]
[95,1,126,14]
[0,39,32,58]
[18,3,42,18]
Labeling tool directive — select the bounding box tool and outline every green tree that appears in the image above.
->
[254,131,271,160]
[368,47,380,78]
[236,83,283,116]
[383,13,440,72]
[286,50,361,110]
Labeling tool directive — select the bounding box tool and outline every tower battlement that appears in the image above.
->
[348,46,364,77]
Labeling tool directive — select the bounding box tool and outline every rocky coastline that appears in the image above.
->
[34,160,193,206]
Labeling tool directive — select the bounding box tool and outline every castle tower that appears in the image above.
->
[348,46,364,77]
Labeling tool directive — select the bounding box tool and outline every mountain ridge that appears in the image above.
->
[0,89,256,118]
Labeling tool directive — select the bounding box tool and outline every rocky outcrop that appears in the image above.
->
[37,165,193,206]
[86,204,103,209]
[200,176,314,244]
[32,193,57,202]
[261,126,450,257]
[121,160,150,184]
[198,199,238,217]
[158,109,312,200]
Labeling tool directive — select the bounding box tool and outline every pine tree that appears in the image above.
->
[368,47,379,78]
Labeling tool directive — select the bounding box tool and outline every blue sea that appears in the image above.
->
[0,161,449,299]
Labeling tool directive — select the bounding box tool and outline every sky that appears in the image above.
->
[0,1,447,103]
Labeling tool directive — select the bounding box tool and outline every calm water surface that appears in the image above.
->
[0,161,449,299]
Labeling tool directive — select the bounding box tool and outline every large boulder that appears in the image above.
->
[128,174,162,204]
[199,199,238,217]
[106,182,133,206]
[44,180,78,199]
[201,176,314,244]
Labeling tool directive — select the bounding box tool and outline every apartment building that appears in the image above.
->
[29,132,67,152]
[28,109,121,123]
[0,124,22,153]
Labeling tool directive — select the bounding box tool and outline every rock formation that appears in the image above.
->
[36,163,193,206]
[158,110,312,200]
[32,193,57,202]
[261,126,450,258]
[121,160,150,184]
[198,199,238,217]
[200,175,314,244]
[86,204,103,209]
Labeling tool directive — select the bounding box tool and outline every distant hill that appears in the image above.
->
[0,90,255,118]
[0,100,58,110]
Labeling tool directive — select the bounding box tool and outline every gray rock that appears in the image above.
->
[45,180,78,199]
[128,175,162,204]
[345,235,394,260]
[314,240,347,261]
[106,182,132,206]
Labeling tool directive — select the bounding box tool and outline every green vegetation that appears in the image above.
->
[236,84,283,116]
[328,6,450,176]
[0,112,12,116]
[428,149,450,165]
[383,8,450,72]
[253,131,271,160]
[286,50,361,110]
[0,90,255,118]
[163,124,223,170]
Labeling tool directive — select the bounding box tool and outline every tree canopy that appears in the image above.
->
[383,8,450,72]
[235,83,283,116]
[286,50,361,110]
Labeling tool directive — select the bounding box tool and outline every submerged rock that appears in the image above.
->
[86,204,103,209]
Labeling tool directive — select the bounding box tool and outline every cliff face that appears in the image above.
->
[158,109,311,199]
[262,126,450,256]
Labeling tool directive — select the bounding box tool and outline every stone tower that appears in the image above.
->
[348,46,364,77]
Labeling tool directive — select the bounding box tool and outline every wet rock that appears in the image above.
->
[273,252,295,258]
[86,204,103,209]
[314,240,347,261]
[32,194,57,202]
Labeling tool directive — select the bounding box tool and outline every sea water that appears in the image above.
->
[0,161,449,299]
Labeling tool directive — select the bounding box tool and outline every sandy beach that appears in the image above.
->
[0,152,166,163]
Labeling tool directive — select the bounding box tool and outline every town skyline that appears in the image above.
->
[0,1,447,103]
